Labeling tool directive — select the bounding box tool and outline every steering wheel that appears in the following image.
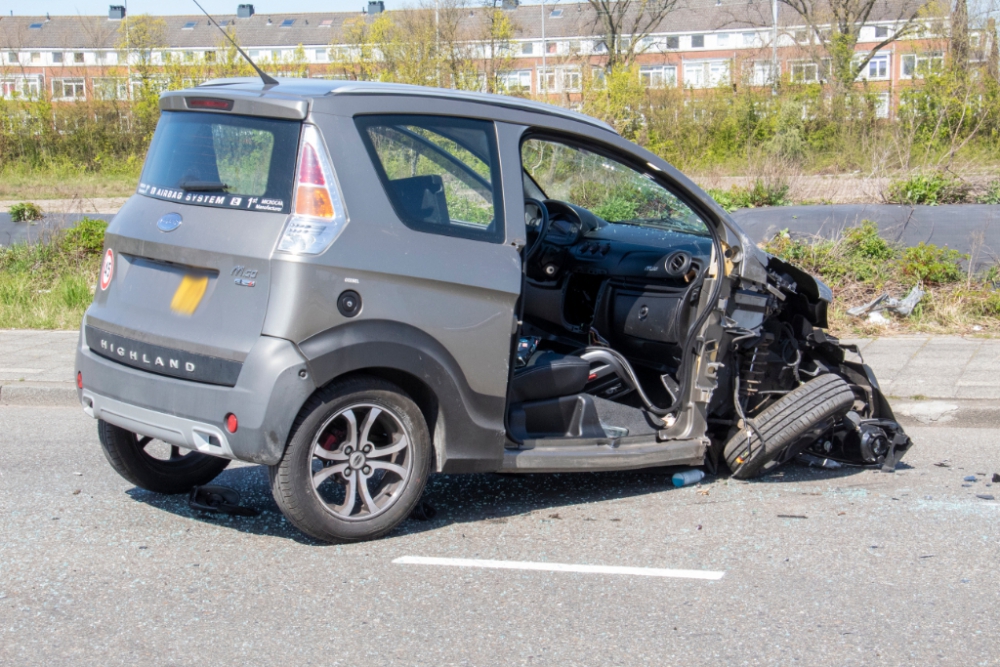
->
[522,198,550,265]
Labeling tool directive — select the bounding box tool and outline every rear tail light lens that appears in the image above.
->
[278,124,347,255]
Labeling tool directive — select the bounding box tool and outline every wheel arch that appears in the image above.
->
[297,320,507,473]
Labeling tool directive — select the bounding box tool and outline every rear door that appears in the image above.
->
[85,109,300,382]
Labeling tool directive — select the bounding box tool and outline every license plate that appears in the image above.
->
[170,275,209,315]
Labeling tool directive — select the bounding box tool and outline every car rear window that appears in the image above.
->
[138,111,300,214]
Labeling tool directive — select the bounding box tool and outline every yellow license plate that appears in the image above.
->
[170,275,209,316]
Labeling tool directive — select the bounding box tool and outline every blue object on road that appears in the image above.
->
[672,469,706,487]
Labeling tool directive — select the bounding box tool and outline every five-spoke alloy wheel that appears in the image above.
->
[270,376,432,543]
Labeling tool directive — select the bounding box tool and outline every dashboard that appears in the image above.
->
[526,199,713,286]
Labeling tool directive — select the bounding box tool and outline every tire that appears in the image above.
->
[269,376,432,544]
[724,374,855,480]
[97,420,230,494]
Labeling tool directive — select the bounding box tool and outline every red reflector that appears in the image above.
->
[76,372,83,389]
[588,373,598,381]
[225,413,238,433]
[298,143,326,186]
[186,97,234,111]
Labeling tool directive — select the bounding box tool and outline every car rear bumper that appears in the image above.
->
[75,324,318,465]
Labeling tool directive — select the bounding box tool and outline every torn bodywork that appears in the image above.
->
[708,251,913,476]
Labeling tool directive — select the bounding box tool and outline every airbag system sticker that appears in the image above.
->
[100,249,114,291]
[137,183,286,214]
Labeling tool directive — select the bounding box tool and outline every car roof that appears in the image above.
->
[196,77,617,133]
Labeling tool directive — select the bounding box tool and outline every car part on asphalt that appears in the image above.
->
[188,484,260,516]
[75,78,912,543]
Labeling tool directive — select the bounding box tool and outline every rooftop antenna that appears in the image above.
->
[191,0,278,86]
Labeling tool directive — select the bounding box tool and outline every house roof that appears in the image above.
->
[0,0,937,51]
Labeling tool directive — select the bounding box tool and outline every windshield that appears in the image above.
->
[138,111,300,214]
[521,138,710,237]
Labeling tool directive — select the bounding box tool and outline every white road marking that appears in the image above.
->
[393,556,725,580]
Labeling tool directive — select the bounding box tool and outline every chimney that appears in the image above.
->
[367,1,385,14]
[237,4,255,18]
[108,5,126,20]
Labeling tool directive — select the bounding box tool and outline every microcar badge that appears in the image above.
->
[156,213,182,232]
[100,249,114,291]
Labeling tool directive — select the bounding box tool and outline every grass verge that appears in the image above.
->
[0,163,139,201]
[763,221,1000,336]
[0,218,105,329]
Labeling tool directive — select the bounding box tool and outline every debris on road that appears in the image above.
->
[188,485,260,517]
[798,453,843,469]
[976,494,995,500]
[993,473,1000,483]
[672,469,706,488]
[964,475,977,482]
[777,514,808,519]
[847,285,925,319]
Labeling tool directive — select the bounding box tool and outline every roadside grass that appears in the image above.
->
[0,218,105,329]
[763,221,1000,336]
[0,162,139,201]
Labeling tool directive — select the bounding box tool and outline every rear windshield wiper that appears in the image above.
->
[178,180,230,192]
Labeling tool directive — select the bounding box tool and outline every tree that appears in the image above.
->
[587,0,681,71]
[950,0,968,72]
[779,0,939,95]
[479,1,518,93]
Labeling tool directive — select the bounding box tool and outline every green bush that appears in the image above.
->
[708,180,792,212]
[9,202,43,222]
[899,242,967,284]
[61,218,108,257]
[886,173,970,205]
[976,180,1000,204]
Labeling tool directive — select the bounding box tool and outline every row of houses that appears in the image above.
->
[0,1,986,110]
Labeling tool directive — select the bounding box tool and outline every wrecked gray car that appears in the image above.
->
[75,78,911,543]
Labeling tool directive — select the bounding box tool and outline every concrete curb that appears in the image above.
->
[0,384,79,406]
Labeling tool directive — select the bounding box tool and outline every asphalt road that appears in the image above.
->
[1,406,998,666]
[733,204,1000,263]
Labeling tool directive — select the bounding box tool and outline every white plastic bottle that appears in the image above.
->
[672,469,706,488]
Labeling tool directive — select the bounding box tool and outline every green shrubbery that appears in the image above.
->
[763,220,997,333]
[8,202,43,222]
[707,180,792,212]
[886,173,971,205]
[0,217,106,328]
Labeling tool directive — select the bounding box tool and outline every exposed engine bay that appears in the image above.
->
[509,197,912,478]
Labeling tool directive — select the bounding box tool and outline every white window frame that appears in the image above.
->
[751,61,779,86]
[901,52,943,79]
[536,65,581,93]
[639,64,677,88]
[501,69,532,93]
[683,60,729,88]
[52,77,86,101]
[93,77,130,101]
[858,53,889,80]
[0,75,43,100]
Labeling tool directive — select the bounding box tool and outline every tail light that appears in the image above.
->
[277,124,348,255]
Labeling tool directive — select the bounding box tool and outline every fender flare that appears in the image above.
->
[297,320,507,473]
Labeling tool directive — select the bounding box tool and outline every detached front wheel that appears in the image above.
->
[97,420,230,494]
[269,377,432,544]
[724,374,855,479]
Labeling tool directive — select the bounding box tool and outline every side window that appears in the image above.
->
[521,138,710,237]
[356,115,505,243]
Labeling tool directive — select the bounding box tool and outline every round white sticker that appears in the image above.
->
[100,249,114,291]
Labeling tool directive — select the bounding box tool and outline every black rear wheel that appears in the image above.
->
[724,374,855,480]
[97,420,231,494]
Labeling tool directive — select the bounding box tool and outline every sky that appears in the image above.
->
[0,0,548,17]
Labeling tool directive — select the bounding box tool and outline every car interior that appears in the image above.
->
[359,118,717,444]
[507,137,716,445]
